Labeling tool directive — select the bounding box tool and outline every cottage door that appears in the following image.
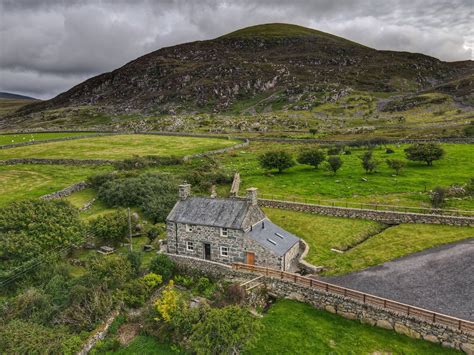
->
[204,243,211,260]
[246,252,255,265]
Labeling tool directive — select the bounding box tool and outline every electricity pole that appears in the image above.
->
[128,207,133,251]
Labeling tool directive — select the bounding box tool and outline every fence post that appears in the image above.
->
[281,271,283,279]
[363,294,366,303]
[325,284,329,292]
[310,279,313,287]
[407,306,410,316]
[294,274,297,282]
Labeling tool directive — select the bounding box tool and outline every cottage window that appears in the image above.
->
[220,246,229,257]
[220,228,229,237]
[186,241,194,251]
[186,224,194,232]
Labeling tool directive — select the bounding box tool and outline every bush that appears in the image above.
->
[184,157,233,192]
[258,151,295,173]
[149,254,176,281]
[142,273,163,289]
[327,146,342,155]
[122,279,149,308]
[463,121,474,137]
[430,187,447,208]
[386,148,395,154]
[189,306,261,355]
[147,224,165,244]
[325,156,343,175]
[386,158,406,175]
[405,143,444,166]
[88,210,130,247]
[126,250,143,276]
[297,149,326,169]
[465,177,474,196]
[97,172,177,223]
[155,280,180,322]
[114,155,182,170]
[174,275,194,288]
[195,277,212,296]
[0,200,84,274]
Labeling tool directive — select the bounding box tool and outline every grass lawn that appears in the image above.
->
[0,134,239,160]
[0,164,112,206]
[218,142,474,210]
[245,299,458,354]
[111,336,176,355]
[265,208,474,275]
[0,132,97,146]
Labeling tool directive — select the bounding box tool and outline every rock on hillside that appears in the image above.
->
[11,23,474,116]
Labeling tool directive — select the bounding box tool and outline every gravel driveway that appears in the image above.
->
[325,238,474,321]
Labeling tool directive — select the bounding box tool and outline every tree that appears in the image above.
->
[463,121,474,137]
[0,200,84,273]
[326,156,343,175]
[386,159,406,175]
[149,254,176,281]
[189,306,262,355]
[258,151,295,173]
[88,210,129,247]
[404,143,444,166]
[430,187,447,208]
[297,149,326,169]
[360,151,379,173]
[309,128,318,136]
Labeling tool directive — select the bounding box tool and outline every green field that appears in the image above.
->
[265,208,474,275]
[0,134,239,160]
[218,142,474,210]
[0,132,97,146]
[0,164,112,206]
[245,299,457,354]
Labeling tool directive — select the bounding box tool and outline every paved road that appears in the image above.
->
[325,238,474,321]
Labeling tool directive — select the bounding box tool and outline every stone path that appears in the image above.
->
[325,238,474,321]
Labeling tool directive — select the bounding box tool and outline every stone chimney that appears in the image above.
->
[179,183,191,200]
[246,187,258,206]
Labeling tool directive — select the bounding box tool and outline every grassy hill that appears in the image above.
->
[1,23,472,136]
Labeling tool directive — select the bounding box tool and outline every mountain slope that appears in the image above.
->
[8,23,474,123]
[0,92,37,100]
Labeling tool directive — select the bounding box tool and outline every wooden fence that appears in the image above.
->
[232,263,474,333]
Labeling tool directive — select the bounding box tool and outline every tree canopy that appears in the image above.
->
[404,143,444,166]
[259,151,295,173]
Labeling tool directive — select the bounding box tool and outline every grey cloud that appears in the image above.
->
[0,0,472,99]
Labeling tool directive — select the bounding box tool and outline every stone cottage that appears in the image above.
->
[166,184,300,271]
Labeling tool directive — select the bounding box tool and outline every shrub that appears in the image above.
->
[97,172,177,223]
[195,277,212,295]
[142,273,163,289]
[155,280,180,322]
[297,149,326,169]
[325,156,343,175]
[184,158,232,192]
[85,255,133,290]
[386,148,395,154]
[386,158,406,175]
[149,254,176,281]
[327,146,342,155]
[114,155,182,170]
[465,177,474,196]
[147,224,165,244]
[463,121,474,137]
[405,143,444,166]
[430,187,447,208]
[174,275,194,288]
[224,284,247,305]
[88,210,130,247]
[189,306,261,355]
[309,128,318,136]
[0,200,84,274]
[126,250,143,276]
[360,151,379,173]
[258,151,295,173]
[122,279,149,308]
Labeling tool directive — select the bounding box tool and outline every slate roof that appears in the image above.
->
[246,218,300,256]
[167,196,265,230]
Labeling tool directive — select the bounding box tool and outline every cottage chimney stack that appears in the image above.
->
[179,183,191,200]
[246,187,258,206]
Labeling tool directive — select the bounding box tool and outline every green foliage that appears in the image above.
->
[405,143,444,166]
[189,305,261,355]
[147,224,165,244]
[258,150,295,173]
[97,172,177,223]
[122,279,149,308]
[0,200,84,275]
[430,187,447,208]
[0,319,82,354]
[114,155,182,170]
[85,255,133,290]
[463,121,474,137]
[386,158,406,175]
[325,156,343,175]
[4,288,54,324]
[88,210,130,247]
[155,280,180,322]
[149,254,176,281]
[126,250,143,276]
[184,158,233,191]
[142,273,163,289]
[174,274,194,288]
[465,177,474,196]
[360,151,379,173]
[327,146,342,155]
[309,128,318,136]
[297,148,326,169]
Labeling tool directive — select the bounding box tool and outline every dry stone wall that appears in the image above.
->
[259,199,474,227]
[167,254,473,353]
[0,158,115,165]
[0,133,114,149]
[40,181,88,200]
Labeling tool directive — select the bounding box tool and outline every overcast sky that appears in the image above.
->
[0,0,472,99]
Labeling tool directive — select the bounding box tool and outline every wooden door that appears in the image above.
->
[246,252,255,265]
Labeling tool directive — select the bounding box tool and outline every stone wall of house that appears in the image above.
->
[259,199,474,227]
[166,221,283,269]
[166,254,473,353]
[284,240,300,271]
[40,181,88,200]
